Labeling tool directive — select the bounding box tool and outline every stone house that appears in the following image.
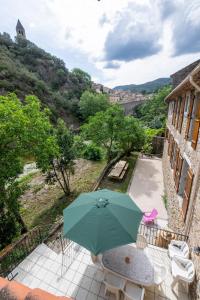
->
[163,61,200,298]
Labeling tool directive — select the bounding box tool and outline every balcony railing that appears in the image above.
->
[139,223,188,249]
[0,222,188,278]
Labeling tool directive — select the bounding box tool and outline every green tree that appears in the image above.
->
[135,86,171,129]
[142,128,164,155]
[71,68,91,87]
[79,91,110,120]
[44,119,76,196]
[81,105,124,161]
[0,93,57,240]
[118,116,145,155]
[81,105,144,161]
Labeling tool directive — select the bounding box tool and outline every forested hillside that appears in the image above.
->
[0,32,91,125]
[114,77,171,94]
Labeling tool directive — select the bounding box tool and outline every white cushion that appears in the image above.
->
[171,256,195,283]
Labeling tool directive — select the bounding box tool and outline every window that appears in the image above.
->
[178,95,186,133]
[172,100,177,126]
[175,98,181,129]
[168,102,173,117]
[185,92,195,139]
[178,159,189,197]
[184,92,190,114]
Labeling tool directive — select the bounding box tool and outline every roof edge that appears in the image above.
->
[165,63,200,102]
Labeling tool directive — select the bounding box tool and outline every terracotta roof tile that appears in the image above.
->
[0,277,72,300]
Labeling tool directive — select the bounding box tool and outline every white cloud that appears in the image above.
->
[0,0,200,87]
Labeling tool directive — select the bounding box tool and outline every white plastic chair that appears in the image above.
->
[171,256,195,292]
[123,281,145,300]
[168,240,189,259]
[153,262,167,287]
[103,272,126,300]
[136,234,148,249]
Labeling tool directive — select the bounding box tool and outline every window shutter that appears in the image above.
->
[172,100,178,126]
[170,138,174,168]
[191,100,200,149]
[168,134,171,155]
[182,168,194,221]
[173,146,179,178]
[165,127,169,140]
[185,93,195,139]
[175,99,181,129]
[178,95,186,133]
[175,153,183,192]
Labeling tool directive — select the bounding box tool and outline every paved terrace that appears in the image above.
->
[10,243,189,300]
[128,157,168,228]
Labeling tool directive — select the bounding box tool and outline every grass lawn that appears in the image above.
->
[99,152,138,193]
[20,159,106,229]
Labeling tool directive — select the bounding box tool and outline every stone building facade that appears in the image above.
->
[162,62,200,298]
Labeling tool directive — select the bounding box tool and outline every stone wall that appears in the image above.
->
[163,92,200,230]
[163,92,200,298]
[119,99,146,115]
[188,180,200,299]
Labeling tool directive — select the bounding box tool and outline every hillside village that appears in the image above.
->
[92,82,149,104]
[0,9,200,300]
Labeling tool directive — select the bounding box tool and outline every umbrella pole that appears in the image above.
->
[91,253,98,263]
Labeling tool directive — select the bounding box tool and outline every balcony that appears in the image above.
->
[0,224,189,300]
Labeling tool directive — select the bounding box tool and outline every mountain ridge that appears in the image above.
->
[114,77,171,93]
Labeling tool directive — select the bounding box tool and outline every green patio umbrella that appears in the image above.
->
[63,189,143,255]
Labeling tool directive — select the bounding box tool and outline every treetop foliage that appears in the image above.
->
[79,91,110,120]
[81,105,145,161]
[134,86,171,129]
[0,32,92,124]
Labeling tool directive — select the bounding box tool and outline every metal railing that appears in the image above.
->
[0,222,188,278]
[139,223,188,249]
[0,227,44,278]
[61,240,81,276]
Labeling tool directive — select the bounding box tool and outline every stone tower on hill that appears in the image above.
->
[16,19,26,39]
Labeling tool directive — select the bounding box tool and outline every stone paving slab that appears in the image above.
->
[10,242,190,300]
[128,157,168,222]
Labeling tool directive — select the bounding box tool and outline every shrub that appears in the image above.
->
[83,143,102,161]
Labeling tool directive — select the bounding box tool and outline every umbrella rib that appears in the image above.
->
[107,205,142,239]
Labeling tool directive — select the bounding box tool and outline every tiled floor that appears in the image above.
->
[10,243,190,300]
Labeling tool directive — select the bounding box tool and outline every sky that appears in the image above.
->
[0,0,200,88]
